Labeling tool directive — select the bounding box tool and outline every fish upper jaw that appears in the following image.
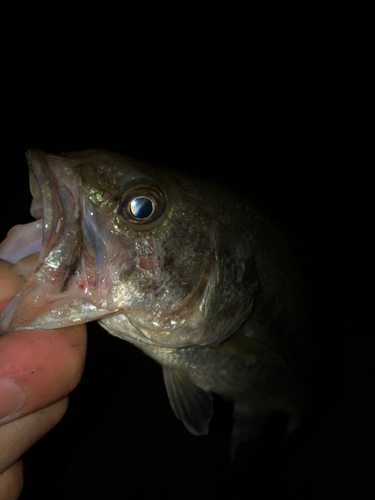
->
[0,150,117,334]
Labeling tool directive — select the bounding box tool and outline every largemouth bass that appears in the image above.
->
[0,149,311,448]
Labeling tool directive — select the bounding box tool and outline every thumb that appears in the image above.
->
[0,259,87,478]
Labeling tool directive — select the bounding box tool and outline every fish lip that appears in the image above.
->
[27,150,84,268]
[0,150,113,334]
[0,150,80,335]
[26,150,64,258]
[26,150,63,263]
[25,150,85,290]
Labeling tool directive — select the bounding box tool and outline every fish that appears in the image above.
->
[0,149,311,450]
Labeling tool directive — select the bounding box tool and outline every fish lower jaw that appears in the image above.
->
[0,270,107,334]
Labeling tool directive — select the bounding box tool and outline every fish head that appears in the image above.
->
[0,150,259,348]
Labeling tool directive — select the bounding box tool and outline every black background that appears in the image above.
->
[0,4,369,499]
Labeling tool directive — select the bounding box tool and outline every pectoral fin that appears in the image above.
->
[162,366,213,435]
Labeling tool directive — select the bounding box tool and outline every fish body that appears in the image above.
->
[0,150,311,446]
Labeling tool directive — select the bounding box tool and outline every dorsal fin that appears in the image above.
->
[163,366,213,435]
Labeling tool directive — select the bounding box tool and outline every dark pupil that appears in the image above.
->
[130,197,153,219]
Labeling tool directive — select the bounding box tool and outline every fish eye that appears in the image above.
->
[130,197,154,219]
[120,185,166,225]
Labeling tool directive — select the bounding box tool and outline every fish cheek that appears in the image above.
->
[110,202,213,343]
[137,238,158,275]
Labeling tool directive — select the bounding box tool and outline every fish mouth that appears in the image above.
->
[0,150,109,334]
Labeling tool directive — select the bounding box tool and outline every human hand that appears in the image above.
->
[0,260,87,499]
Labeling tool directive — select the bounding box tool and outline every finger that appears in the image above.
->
[0,397,69,476]
[0,326,86,425]
[0,459,24,500]
[0,260,25,304]
[0,260,87,497]
[0,260,87,425]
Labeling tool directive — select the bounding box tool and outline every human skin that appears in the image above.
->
[0,260,87,499]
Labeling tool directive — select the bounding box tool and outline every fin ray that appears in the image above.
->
[163,366,213,435]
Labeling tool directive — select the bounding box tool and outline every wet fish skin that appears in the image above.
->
[0,149,311,445]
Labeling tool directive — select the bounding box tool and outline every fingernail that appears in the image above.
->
[0,379,26,421]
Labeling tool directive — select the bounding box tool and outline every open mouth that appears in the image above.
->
[0,151,79,282]
[0,150,108,334]
[0,151,72,279]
